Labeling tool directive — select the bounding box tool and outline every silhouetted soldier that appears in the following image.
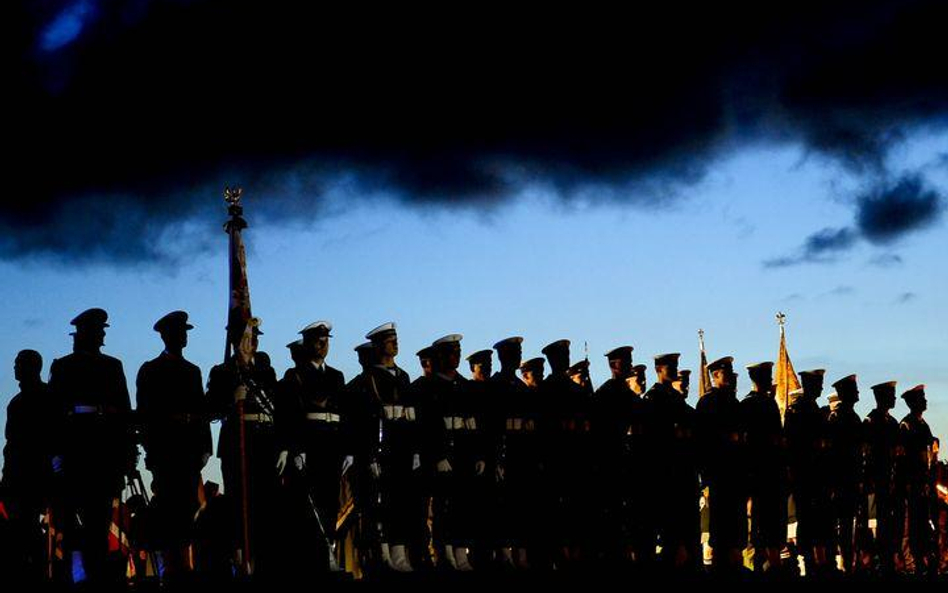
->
[630,364,647,396]
[542,339,595,568]
[424,334,480,570]
[491,339,537,569]
[280,321,349,574]
[514,355,546,567]
[695,356,745,572]
[899,384,936,575]
[136,311,212,580]
[826,374,863,573]
[862,381,900,574]
[741,362,786,572]
[0,350,52,581]
[673,369,691,401]
[416,346,435,379]
[206,320,286,576]
[784,369,832,572]
[593,346,649,567]
[48,308,135,584]
[465,348,499,568]
[568,359,594,394]
[357,322,424,572]
[643,353,699,571]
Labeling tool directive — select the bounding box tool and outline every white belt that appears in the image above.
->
[242,413,273,423]
[505,417,535,432]
[306,412,341,423]
[443,416,477,431]
[382,405,416,421]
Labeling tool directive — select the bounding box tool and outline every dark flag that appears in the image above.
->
[698,329,711,398]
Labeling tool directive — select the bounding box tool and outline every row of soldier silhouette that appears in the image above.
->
[0,308,941,584]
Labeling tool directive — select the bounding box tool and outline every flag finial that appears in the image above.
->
[224,186,243,206]
[776,311,787,326]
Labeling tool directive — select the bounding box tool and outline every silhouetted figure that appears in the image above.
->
[862,381,900,574]
[542,339,595,568]
[695,356,746,572]
[0,350,51,582]
[465,348,499,568]
[48,308,135,584]
[785,369,833,572]
[741,361,786,572]
[899,384,936,575]
[593,346,649,568]
[192,482,234,581]
[356,323,425,572]
[826,374,863,573]
[280,321,349,576]
[206,322,286,577]
[568,359,594,395]
[492,339,538,569]
[136,311,211,582]
[673,369,691,401]
[643,353,699,572]
[426,335,483,570]
[630,365,648,397]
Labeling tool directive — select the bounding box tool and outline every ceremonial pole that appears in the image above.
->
[224,187,254,577]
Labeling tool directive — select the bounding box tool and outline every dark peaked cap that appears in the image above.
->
[154,310,193,333]
[71,308,109,329]
[708,356,733,373]
[466,349,493,364]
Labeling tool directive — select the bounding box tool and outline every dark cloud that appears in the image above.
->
[855,174,944,242]
[868,253,904,267]
[762,227,858,268]
[765,174,944,267]
[896,292,918,304]
[7,1,948,263]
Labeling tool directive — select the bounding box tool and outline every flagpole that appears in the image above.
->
[224,187,253,577]
[777,312,787,414]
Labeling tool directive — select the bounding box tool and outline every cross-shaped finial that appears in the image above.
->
[224,186,243,206]
[776,312,786,326]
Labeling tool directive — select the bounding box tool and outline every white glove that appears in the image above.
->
[200,452,211,468]
[436,459,453,473]
[234,385,248,403]
[293,453,306,471]
[51,455,64,474]
[412,453,421,471]
[341,455,354,475]
[276,450,289,475]
[495,464,505,482]
[475,460,486,476]
[369,462,382,479]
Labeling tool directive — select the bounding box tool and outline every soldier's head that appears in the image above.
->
[367,323,398,362]
[355,342,376,371]
[70,308,109,353]
[287,339,308,367]
[520,357,545,388]
[746,362,774,395]
[568,359,590,388]
[630,364,647,394]
[154,310,193,354]
[902,385,927,414]
[653,353,680,384]
[674,369,691,397]
[493,337,523,372]
[827,392,841,412]
[832,374,859,406]
[605,346,633,380]
[799,369,825,399]
[300,321,332,362]
[416,346,435,377]
[467,349,493,382]
[542,339,570,375]
[433,335,463,373]
[871,381,897,411]
[788,387,805,407]
[14,349,42,384]
[709,357,735,390]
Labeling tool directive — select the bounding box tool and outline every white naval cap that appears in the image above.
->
[433,334,463,346]
[366,322,397,341]
[299,320,332,336]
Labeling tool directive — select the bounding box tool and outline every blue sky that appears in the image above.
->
[2,130,946,487]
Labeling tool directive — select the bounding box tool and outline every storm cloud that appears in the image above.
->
[7,1,948,263]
